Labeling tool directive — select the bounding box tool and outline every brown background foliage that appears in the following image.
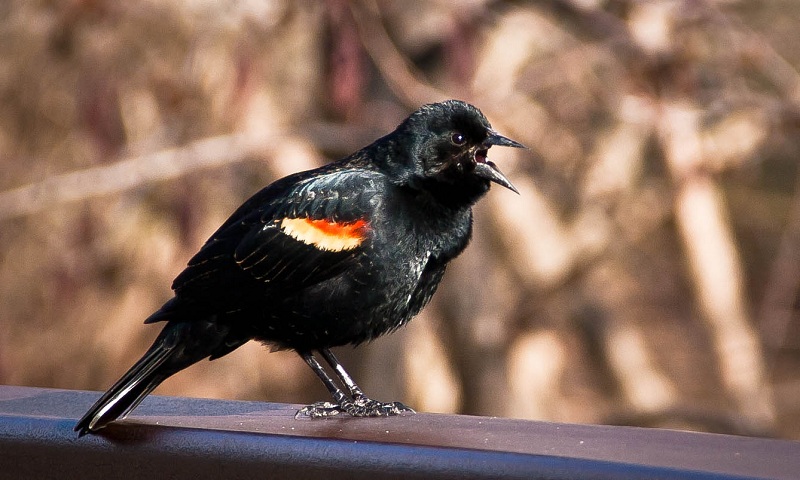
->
[1,0,799,439]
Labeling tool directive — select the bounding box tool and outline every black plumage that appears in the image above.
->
[75,100,523,436]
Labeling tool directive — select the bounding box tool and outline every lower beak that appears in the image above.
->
[474,161,519,194]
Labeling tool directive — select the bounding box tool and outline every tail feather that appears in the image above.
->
[76,316,245,436]
[74,340,175,436]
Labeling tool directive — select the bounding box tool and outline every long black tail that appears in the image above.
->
[75,319,245,436]
[74,341,173,436]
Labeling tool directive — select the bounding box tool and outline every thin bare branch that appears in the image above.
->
[349,0,449,107]
[0,131,283,220]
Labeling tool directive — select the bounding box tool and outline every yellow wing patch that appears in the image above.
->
[280,217,369,252]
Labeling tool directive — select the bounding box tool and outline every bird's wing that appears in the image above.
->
[170,168,384,298]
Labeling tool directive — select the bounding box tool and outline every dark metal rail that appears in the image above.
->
[1,385,798,479]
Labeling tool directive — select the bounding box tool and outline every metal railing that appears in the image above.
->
[1,385,798,479]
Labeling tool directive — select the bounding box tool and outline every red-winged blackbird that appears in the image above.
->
[74,100,523,436]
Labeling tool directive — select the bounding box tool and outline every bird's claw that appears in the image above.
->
[295,401,342,419]
[346,397,415,417]
[295,398,415,419]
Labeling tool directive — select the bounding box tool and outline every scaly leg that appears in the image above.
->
[295,351,347,418]
[295,349,414,418]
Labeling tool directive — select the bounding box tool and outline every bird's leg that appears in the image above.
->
[295,351,349,418]
[318,348,366,399]
[318,348,414,417]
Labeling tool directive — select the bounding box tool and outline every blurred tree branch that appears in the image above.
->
[0,132,281,220]
[659,102,774,432]
[349,0,449,106]
[758,171,800,352]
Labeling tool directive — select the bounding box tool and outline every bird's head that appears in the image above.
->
[389,100,524,206]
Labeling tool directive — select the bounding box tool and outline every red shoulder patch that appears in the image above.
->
[280,217,369,252]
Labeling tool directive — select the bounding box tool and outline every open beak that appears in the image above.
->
[474,130,525,194]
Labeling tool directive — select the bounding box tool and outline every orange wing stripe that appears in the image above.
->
[280,218,369,252]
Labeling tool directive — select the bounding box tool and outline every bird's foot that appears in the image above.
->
[344,397,415,417]
[295,401,342,419]
[295,398,415,419]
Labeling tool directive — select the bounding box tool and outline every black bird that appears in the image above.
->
[75,100,523,436]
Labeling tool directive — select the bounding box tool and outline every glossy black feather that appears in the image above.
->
[75,99,523,435]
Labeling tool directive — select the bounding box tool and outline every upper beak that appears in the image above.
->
[485,130,526,149]
[474,130,524,194]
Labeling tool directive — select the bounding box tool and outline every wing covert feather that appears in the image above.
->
[172,169,383,296]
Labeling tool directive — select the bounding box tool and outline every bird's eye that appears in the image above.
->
[450,132,466,146]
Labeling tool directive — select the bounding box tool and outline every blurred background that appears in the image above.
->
[1,0,799,439]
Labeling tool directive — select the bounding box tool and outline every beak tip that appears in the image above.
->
[498,178,520,195]
[505,138,527,150]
